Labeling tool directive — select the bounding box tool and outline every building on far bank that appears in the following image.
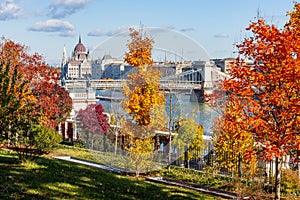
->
[211,58,235,73]
[61,36,92,79]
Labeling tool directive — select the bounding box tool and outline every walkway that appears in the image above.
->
[53,156,128,174]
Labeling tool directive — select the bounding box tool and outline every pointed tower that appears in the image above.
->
[62,45,67,67]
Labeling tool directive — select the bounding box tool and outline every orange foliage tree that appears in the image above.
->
[213,96,257,179]
[122,28,167,176]
[123,28,165,126]
[0,38,72,146]
[217,3,300,199]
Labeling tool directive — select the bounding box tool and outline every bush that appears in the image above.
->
[14,124,62,160]
[281,169,300,194]
[32,125,62,154]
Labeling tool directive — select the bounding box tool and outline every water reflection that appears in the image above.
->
[97,90,219,135]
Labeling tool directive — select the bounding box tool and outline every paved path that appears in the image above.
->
[53,156,127,174]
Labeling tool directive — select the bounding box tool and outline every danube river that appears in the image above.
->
[97,90,219,135]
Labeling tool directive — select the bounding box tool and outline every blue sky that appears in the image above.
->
[0,0,295,66]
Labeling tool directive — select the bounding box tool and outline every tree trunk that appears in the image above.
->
[274,157,282,200]
[114,131,118,155]
[184,145,189,168]
[297,150,300,179]
[91,133,94,150]
[103,134,107,152]
[238,152,243,179]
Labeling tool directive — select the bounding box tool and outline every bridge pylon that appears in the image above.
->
[190,89,205,103]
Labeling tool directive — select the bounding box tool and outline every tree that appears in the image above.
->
[121,28,167,176]
[213,97,257,179]
[122,28,165,126]
[124,27,154,68]
[173,118,204,168]
[95,104,110,133]
[0,38,70,161]
[76,104,109,150]
[220,3,300,199]
[0,40,42,147]
[13,124,62,161]
[52,84,73,126]
[0,38,70,131]
[33,82,72,129]
[95,104,110,151]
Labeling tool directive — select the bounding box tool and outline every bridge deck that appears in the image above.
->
[61,79,203,91]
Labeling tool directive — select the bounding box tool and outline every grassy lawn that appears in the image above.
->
[49,145,299,200]
[0,148,222,200]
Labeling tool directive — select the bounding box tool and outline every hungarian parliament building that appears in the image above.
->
[60,36,235,82]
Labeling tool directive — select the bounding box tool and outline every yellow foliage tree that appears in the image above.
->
[213,97,257,179]
[173,119,204,161]
[122,28,167,176]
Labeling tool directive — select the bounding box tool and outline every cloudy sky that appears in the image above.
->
[0,0,295,65]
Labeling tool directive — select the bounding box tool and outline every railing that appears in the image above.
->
[62,79,203,90]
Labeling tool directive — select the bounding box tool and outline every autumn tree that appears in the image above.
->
[0,38,72,131]
[0,61,38,143]
[122,28,167,176]
[33,83,72,129]
[0,38,71,159]
[0,40,38,142]
[53,84,73,126]
[213,96,257,179]
[218,3,300,199]
[96,104,110,151]
[123,27,165,126]
[77,104,109,150]
[173,118,204,168]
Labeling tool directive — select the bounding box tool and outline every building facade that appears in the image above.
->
[61,36,92,79]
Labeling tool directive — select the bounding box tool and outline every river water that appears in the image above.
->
[97,90,219,135]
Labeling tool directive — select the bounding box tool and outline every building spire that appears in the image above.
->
[79,34,82,43]
[62,45,67,67]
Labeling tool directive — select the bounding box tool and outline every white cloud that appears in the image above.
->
[28,19,76,37]
[59,30,76,37]
[48,0,89,18]
[87,28,105,37]
[0,0,22,21]
[88,26,131,37]
[214,33,230,38]
[180,28,195,32]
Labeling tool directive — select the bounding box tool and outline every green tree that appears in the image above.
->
[13,124,62,160]
[173,119,204,167]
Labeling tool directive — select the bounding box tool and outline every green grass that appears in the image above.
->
[0,148,221,200]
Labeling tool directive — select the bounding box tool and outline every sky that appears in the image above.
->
[0,0,296,66]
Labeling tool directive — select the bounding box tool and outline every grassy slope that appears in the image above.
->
[0,148,220,200]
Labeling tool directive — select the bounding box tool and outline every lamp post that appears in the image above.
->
[168,89,172,170]
[111,121,120,155]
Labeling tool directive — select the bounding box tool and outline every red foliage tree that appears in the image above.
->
[77,104,109,149]
[0,38,71,130]
[95,104,110,134]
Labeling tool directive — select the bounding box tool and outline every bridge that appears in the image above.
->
[60,64,228,113]
[60,66,228,91]
[61,79,203,91]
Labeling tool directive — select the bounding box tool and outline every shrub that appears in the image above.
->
[32,125,62,154]
[14,124,62,160]
[281,169,300,194]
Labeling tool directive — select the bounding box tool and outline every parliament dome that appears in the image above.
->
[74,36,86,52]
